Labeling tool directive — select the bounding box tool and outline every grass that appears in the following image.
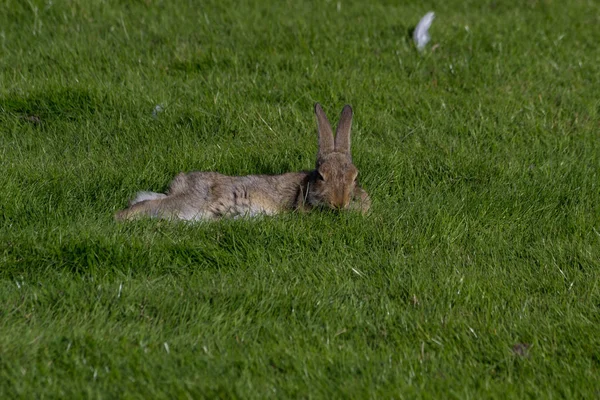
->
[1,0,599,397]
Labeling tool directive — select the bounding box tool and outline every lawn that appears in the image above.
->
[1,0,599,398]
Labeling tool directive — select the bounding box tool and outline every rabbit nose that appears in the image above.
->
[338,196,351,209]
[331,198,349,210]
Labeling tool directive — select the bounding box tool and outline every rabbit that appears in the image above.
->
[115,103,371,221]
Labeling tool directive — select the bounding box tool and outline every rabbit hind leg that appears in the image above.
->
[115,198,174,221]
[115,195,216,221]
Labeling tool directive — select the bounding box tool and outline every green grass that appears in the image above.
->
[1,0,599,397]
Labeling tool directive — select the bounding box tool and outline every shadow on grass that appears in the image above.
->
[0,87,103,124]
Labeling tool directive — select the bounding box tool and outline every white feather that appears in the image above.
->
[413,11,435,51]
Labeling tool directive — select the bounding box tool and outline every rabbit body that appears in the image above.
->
[116,171,311,221]
[115,104,370,221]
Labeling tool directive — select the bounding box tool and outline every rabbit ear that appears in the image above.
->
[315,103,334,157]
[334,105,353,155]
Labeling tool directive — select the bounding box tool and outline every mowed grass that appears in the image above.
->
[1,0,599,397]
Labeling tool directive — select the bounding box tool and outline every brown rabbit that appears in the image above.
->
[115,103,370,221]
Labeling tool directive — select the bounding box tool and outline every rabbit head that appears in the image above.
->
[307,103,360,210]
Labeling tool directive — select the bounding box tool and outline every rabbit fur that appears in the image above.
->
[115,103,370,221]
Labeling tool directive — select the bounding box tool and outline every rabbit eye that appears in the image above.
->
[316,172,325,181]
